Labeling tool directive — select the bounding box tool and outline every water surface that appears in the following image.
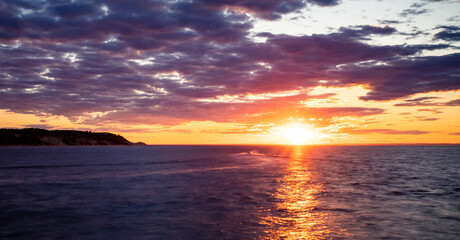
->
[1,145,459,239]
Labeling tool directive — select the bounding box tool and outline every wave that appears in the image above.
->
[0,158,213,170]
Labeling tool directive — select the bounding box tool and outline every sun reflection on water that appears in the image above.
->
[260,146,331,239]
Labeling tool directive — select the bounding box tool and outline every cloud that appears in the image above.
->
[378,20,402,25]
[22,124,55,129]
[407,97,440,102]
[419,118,439,121]
[0,0,458,129]
[338,25,397,39]
[195,0,308,20]
[394,97,460,107]
[52,3,100,20]
[0,0,254,44]
[307,0,341,7]
[425,0,449,2]
[417,108,443,114]
[406,116,439,121]
[302,107,385,118]
[348,53,459,101]
[434,26,460,41]
[80,94,383,126]
[400,3,429,17]
[201,123,273,135]
[444,99,460,106]
[342,128,431,135]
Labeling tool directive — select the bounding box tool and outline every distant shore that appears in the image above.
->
[0,128,146,146]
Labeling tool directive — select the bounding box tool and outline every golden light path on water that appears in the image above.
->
[260,146,341,239]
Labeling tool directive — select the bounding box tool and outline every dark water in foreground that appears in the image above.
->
[0,145,459,239]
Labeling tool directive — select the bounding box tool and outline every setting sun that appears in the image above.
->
[2,0,460,239]
[282,126,314,145]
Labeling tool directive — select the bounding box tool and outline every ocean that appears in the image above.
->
[0,145,459,239]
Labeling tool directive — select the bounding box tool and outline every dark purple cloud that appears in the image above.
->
[394,97,460,107]
[378,20,402,25]
[444,99,460,106]
[195,0,307,20]
[434,26,460,42]
[345,53,459,101]
[52,3,99,19]
[308,0,340,7]
[338,25,397,39]
[0,0,458,127]
[407,97,440,102]
[400,3,429,17]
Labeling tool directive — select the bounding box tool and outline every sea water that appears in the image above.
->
[0,145,459,239]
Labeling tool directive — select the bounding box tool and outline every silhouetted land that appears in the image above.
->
[0,128,145,146]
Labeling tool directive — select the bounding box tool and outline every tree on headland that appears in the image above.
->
[0,128,145,146]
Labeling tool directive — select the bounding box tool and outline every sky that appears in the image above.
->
[0,0,459,145]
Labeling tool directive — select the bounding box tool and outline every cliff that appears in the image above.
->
[0,128,145,146]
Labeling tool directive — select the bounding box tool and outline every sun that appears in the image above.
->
[282,126,314,145]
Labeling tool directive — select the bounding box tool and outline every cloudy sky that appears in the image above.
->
[0,0,459,144]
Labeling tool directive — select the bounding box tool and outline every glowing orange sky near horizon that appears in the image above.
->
[1,1,459,146]
[1,86,459,145]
